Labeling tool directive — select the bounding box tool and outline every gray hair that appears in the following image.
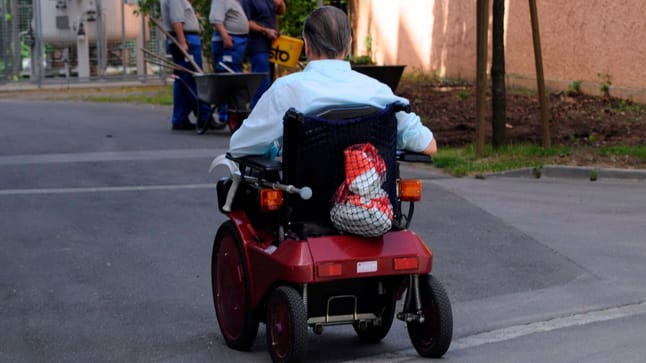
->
[303,6,351,59]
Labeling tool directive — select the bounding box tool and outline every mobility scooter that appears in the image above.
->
[209,102,453,362]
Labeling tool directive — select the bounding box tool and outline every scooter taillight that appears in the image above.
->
[317,262,343,277]
[393,256,419,271]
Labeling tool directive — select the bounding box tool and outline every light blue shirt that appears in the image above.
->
[228,60,434,157]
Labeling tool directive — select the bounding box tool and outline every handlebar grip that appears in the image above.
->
[397,150,433,163]
[298,187,312,200]
[275,184,312,200]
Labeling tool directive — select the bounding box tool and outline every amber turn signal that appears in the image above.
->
[259,189,284,212]
[398,179,422,201]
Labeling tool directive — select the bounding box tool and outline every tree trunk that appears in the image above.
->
[475,0,489,157]
[491,0,506,148]
[529,0,552,148]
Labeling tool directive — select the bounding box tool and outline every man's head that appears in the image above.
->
[303,6,351,60]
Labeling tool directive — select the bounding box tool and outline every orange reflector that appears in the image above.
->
[399,179,422,201]
[393,256,419,271]
[260,189,284,212]
[317,263,343,277]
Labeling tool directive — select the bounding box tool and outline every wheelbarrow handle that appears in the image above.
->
[150,17,203,74]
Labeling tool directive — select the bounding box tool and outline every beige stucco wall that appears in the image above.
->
[350,0,646,101]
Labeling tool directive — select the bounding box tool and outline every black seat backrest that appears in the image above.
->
[282,102,408,226]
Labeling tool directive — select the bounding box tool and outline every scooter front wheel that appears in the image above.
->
[406,274,453,358]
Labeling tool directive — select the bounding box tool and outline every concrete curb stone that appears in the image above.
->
[488,165,646,181]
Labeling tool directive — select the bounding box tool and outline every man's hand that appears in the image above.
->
[215,24,233,48]
[222,34,233,48]
[171,22,189,52]
[178,40,189,52]
[263,27,279,40]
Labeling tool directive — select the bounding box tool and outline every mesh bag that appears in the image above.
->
[282,102,407,232]
[330,143,394,237]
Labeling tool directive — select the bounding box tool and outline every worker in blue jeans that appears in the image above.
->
[161,0,212,130]
[241,0,286,108]
[210,0,250,126]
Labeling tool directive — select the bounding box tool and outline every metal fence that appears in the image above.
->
[0,0,166,85]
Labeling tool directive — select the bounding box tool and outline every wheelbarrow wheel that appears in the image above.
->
[352,293,396,343]
[211,221,259,350]
[227,110,249,135]
[266,286,308,363]
[407,274,453,358]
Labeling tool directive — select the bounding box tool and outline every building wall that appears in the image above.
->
[350,0,646,101]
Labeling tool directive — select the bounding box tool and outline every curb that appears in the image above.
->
[0,79,167,93]
[488,165,646,181]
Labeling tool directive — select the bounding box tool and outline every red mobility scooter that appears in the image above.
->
[210,103,453,362]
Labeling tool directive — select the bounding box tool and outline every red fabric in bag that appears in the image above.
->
[330,143,393,237]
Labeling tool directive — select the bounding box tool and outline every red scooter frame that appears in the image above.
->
[209,104,453,363]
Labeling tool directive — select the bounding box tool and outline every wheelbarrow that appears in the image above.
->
[194,72,267,134]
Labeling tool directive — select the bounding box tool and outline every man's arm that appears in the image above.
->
[171,22,188,51]
[248,20,279,40]
[274,0,286,15]
[214,23,233,48]
[422,138,437,156]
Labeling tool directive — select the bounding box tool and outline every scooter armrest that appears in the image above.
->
[226,153,283,174]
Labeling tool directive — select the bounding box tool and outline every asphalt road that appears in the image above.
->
[1,99,645,362]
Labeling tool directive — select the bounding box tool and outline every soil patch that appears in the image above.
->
[399,82,646,169]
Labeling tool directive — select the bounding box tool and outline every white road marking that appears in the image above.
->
[345,301,646,362]
[0,149,223,165]
[0,183,217,195]
[450,301,646,351]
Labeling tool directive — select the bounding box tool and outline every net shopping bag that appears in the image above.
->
[330,143,393,237]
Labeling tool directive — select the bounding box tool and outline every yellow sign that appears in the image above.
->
[269,35,304,68]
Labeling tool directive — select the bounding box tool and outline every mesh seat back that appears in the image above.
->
[282,103,406,226]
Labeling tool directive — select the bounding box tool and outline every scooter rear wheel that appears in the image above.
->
[211,221,259,350]
[406,274,453,358]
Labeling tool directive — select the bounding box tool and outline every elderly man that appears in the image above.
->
[229,6,437,158]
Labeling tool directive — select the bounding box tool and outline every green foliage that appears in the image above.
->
[589,169,598,181]
[433,143,570,177]
[280,0,319,37]
[400,71,441,85]
[346,55,375,65]
[614,99,645,114]
[457,89,470,101]
[567,80,581,95]
[598,73,611,97]
[21,40,31,58]
[599,145,646,160]
[135,0,160,17]
[365,33,373,53]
